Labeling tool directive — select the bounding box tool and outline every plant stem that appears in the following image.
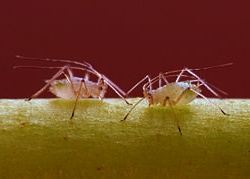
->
[0,98,249,178]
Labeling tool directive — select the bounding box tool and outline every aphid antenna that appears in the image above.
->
[16,55,91,69]
[163,62,233,76]
[16,55,111,80]
[16,56,130,103]
[13,65,97,77]
[142,62,233,89]
[187,62,233,71]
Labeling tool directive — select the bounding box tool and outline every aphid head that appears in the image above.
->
[144,92,153,105]
[98,78,108,99]
[143,84,153,105]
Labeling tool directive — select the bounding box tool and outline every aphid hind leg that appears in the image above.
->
[180,69,227,114]
[184,68,221,98]
[27,65,73,100]
[189,88,227,115]
[175,69,227,115]
[163,96,182,135]
[174,87,192,105]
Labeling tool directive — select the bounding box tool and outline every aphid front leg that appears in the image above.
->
[97,78,108,100]
[163,96,183,135]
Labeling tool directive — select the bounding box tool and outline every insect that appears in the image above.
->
[15,55,131,119]
[121,63,232,135]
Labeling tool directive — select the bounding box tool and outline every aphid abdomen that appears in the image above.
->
[175,88,197,105]
[174,82,199,105]
[49,78,91,99]
[49,79,77,99]
[152,82,198,106]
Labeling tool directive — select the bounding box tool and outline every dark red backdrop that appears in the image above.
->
[0,1,249,98]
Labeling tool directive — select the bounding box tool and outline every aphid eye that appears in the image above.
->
[147,93,152,99]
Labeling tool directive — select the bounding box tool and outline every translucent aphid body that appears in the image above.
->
[15,55,130,119]
[145,82,200,106]
[122,63,232,135]
[48,77,108,99]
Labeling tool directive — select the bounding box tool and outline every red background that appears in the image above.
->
[0,1,249,98]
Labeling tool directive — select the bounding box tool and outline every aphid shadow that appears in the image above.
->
[140,105,195,133]
[143,105,193,118]
[48,99,106,118]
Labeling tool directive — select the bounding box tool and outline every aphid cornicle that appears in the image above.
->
[122,63,232,135]
[15,55,131,119]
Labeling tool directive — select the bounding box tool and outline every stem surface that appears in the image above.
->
[0,98,249,178]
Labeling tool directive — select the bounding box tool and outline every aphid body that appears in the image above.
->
[49,76,108,100]
[144,82,201,106]
[15,55,130,119]
[122,63,232,135]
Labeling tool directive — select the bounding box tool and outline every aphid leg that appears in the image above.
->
[26,65,72,100]
[185,68,221,98]
[174,87,193,105]
[97,77,106,100]
[82,64,131,105]
[163,97,183,135]
[126,75,152,96]
[203,81,228,96]
[62,69,79,97]
[84,72,90,81]
[189,88,228,115]
[121,98,145,122]
[70,79,87,119]
[173,66,228,97]
[175,69,227,115]
[100,75,131,105]
[159,74,162,87]
[175,68,186,82]
[158,73,169,87]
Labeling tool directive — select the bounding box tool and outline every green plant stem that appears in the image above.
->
[0,98,250,178]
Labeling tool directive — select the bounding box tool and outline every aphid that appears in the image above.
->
[121,63,232,135]
[15,55,131,119]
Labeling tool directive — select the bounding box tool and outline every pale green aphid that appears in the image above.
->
[49,77,108,99]
[15,55,131,119]
[122,64,232,135]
